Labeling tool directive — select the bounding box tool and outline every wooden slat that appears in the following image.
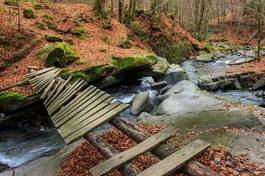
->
[89,126,175,176]
[52,88,101,122]
[137,139,211,176]
[56,95,112,129]
[47,79,83,108]
[44,76,72,106]
[51,86,96,121]
[27,67,56,78]
[54,92,110,128]
[47,81,86,115]
[29,69,58,84]
[44,81,62,106]
[31,69,59,91]
[35,70,61,94]
[40,79,56,99]
[63,103,129,144]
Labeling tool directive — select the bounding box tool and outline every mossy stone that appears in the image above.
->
[0,91,26,103]
[118,36,132,49]
[4,0,17,6]
[111,54,158,73]
[37,42,78,67]
[23,9,35,19]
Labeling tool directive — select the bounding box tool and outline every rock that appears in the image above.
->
[252,77,265,90]
[4,0,17,6]
[149,57,169,76]
[140,77,156,87]
[45,35,63,42]
[23,9,35,19]
[155,80,222,115]
[160,64,188,85]
[198,72,264,91]
[150,81,168,90]
[196,53,214,62]
[36,42,78,67]
[137,112,152,122]
[131,92,150,115]
[118,36,132,49]
[0,91,27,111]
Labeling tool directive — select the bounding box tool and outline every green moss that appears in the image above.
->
[71,27,88,39]
[23,9,35,19]
[4,0,17,6]
[36,14,56,30]
[37,42,78,67]
[37,22,47,30]
[0,91,26,103]
[111,54,157,73]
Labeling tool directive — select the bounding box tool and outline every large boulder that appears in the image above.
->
[36,42,78,67]
[155,80,222,115]
[196,53,214,62]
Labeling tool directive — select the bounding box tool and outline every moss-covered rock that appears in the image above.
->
[4,0,17,6]
[0,91,26,103]
[118,36,132,49]
[37,42,78,67]
[71,27,88,39]
[23,9,35,19]
[111,54,157,73]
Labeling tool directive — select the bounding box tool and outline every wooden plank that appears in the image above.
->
[47,81,86,115]
[47,79,83,108]
[29,69,58,84]
[89,126,175,176]
[27,67,56,78]
[44,76,72,105]
[52,88,101,122]
[137,139,211,176]
[31,69,59,92]
[35,70,61,94]
[51,86,96,120]
[47,80,85,112]
[54,92,111,128]
[44,81,62,106]
[63,103,129,144]
[40,79,56,99]
[58,97,117,137]
[56,95,112,129]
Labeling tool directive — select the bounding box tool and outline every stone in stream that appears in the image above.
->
[196,53,214,62]
[131,92,152,115]
[159,64,188,85]
[228,57,257,65]
[155,80,223,115]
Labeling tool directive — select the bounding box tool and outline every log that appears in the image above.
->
[85,133,140,176]
[109,118,219,176]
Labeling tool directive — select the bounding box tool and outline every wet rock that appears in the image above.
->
[196,53,214,62]
[140,77,156,87]
[160,64,188,85]
[155,80,222,115]
[140,57,169,77]
[150,81,168,90]
[198,72,264,91]
[96,75,124,88]
[131,92,151,115]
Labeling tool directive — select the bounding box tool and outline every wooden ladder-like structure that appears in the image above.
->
[28,68,216,176]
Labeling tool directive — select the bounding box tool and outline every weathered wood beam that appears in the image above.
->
[84,133,140,176]
[109,118,219,176]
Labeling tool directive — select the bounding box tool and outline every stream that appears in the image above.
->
[0,48,264,171]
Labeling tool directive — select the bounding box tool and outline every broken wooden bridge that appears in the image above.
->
[27,67,219,176]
